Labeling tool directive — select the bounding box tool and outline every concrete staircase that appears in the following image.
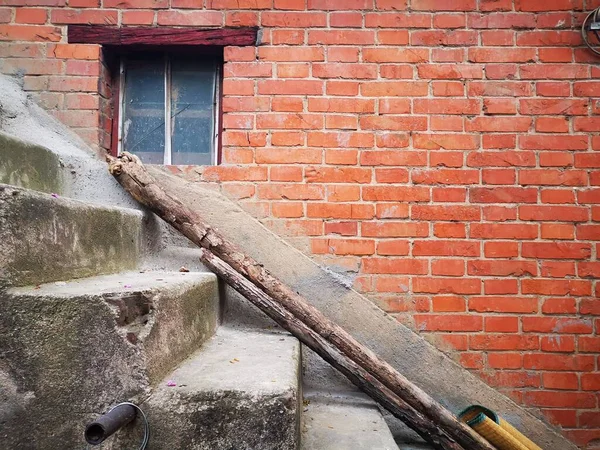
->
[0,75,407,450]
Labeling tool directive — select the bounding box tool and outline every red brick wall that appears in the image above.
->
[1,0,600,446]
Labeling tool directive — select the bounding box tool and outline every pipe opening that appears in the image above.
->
[85,424,106,445]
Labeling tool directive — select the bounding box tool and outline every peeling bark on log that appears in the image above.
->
[107,153,494,450]
[199,249,462,450]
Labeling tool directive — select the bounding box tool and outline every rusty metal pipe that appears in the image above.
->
[85,403,137,445]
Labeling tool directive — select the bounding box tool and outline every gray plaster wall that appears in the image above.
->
[148,166,577,450]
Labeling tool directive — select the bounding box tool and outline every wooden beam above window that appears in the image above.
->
[68,26,259,47]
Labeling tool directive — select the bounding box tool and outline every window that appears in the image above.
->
[118,53,221,166]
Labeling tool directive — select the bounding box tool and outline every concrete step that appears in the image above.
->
[115,326,301,450]
[0,132,66,195]
[302,390,399,450]
[0,270,219,450]
[0,184,144,287]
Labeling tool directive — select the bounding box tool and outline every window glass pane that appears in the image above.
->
[122,58,165,164]
[170,58,217,165]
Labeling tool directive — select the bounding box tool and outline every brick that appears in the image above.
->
[488,353,522,369]
[375,203,409,219]
[262,12,326,27]
[259,47,324,62]
[412,240,479,257]
[274,64,307,79]
[537,81,571,97]
[309,30,375,45]
[469,296,538,313]
[122,10,154,25]
[468,12,536,28]
[414,314,482,332]
[522,279,591,296]
[15,8,47,24]
[364,12,431,28]
[328,47,360,63]
[377,30,409,45]
[363,258,427,274]
[256,148,321,164]
[324,222,357,236]
[225,11,258,27]
[431,260,464,277]
[467,151,535,167]
[515,0,584,11]
[363,186,430,202]
[413,134,479,150]
[0,24,61,42]
[523,391,594,408]
[363,48,429,63]
[272,202,303,219]
[305,166,371,183]
[51,9,118,24]
[468,260,537,277]
[378,98,411,114]
[323,239,375,256]
[470,335,538,350]
[413,278,481,295]
[521,99,588,116]
[411,30,477,46]
[482,169,515,185]
[519,206,589,222]
[466,117,531,132]
[360,116,427,131]
[375,168,409,184]
[429,152,464,168]
[541,261,576,278]
[376,240,410,256]
[326,185,360,202]
[469,48,535,63]
[417,64,483,79]
[535,117,569,133]
[470,187,537,204]
[257,114,323,130]
[258,80,322,95]
[520,64,589,80]
[361,151,426,167]
[484,241,518,258]
[523,317,592,334]
[485,316,518,332]
[330,12,363,27]
[258,184,324,201]
[484,279,518,294]
[541,335,576,352]
[481,30,515,46]
[541,223,574,240]
[411,205,480,221]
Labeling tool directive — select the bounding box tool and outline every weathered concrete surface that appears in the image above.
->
[148,166,577,450]
[0,184,143,287]
[0,132,65,194]
[302,390,399,450]
[0,76,140,209]
[0,271,218,450]
[115,326,301,450]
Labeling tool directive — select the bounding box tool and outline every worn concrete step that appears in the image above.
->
[0,184,144,287]
[0,271,219,450]
[0,131,66,195]
[302,390,399,450]
[116,326,301,450]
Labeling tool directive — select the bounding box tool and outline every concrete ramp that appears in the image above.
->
[148,165,576,450]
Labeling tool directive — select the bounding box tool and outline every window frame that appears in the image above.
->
[67,25,259,165]
[116,53,222,166]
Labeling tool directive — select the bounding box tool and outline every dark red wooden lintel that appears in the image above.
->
[68,25,259,47]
